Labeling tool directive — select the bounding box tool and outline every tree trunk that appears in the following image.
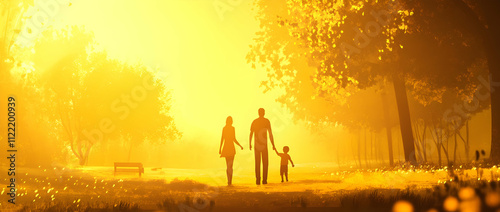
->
[364,129,370,168]
[437,143,442,166]
[430,126,442,166]
[454,132,457,164]
[358,131,362,168]
[466,121,470,161]
[392,75,417,163]
[351,137,359,168]
[381,89,395,166]
[74,144,90,166]
[422,124,427,162]
[128,142,134,162]
[397,133,401,163]
[482,1,500,162]
[78,157,86,166]
[446,0,500,163]
[370,131,375,165]
[442,141,450,166]
[77,146,91,166]
[413,122,424,162]
[337,138,341,169]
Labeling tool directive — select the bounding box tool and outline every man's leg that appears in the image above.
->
[262,148,269,184]
[254,150,261,185]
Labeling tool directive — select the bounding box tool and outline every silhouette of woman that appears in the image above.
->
[219,116,243,186]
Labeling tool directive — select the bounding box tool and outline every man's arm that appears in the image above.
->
[268,120,275,150]
[274,148,280,155]
[249,131,253,150]
[219,129,224,155]
[249,121,255,150]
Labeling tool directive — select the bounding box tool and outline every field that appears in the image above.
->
[1,163,500,211]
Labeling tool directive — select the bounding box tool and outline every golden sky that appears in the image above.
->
[52,0,287,144]
[47,0,342,168]
[12,0,492,168]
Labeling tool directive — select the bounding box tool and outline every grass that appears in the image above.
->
[2,164,500,211]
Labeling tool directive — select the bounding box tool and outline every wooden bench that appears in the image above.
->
[114,162,144,177]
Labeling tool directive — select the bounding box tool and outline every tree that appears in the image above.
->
[83,56,181,161]
[444,0,500,162]
[477,1,500,162]
[247,0,485,164]
[389,0,500,162]
[246,0,419,162]
[407,57,489,165]
[31,26,180,165]
[0,0,32,80]
[0,0,33,165]
[336,83,400,166]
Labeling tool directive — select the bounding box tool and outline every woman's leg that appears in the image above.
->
[225,156,234,185]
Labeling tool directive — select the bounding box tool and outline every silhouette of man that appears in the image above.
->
[249,108,275,185]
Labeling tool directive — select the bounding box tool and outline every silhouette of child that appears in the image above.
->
[275,146,294,182]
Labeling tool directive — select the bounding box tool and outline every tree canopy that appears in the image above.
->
[29,26,181,165]
[247,0,488,164]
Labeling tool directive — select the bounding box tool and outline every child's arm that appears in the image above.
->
[234,139,243,150]
[289,156,294,167]
[274,148,280,155]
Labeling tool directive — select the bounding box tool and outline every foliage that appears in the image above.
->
[29,26,180,165]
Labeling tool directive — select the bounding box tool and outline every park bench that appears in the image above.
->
[114,162,144,177]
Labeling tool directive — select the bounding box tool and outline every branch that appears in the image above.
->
[70,135,82,160]
[454,128,467,144]
[453,0,487,36]
[59,109,73,141]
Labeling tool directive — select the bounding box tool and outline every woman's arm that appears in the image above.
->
[219,129,224,154]
[234,139,243,150]
[233,128,243,150]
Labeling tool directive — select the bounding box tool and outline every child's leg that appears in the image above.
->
[280,165,284,182]
[285,169,288,182]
